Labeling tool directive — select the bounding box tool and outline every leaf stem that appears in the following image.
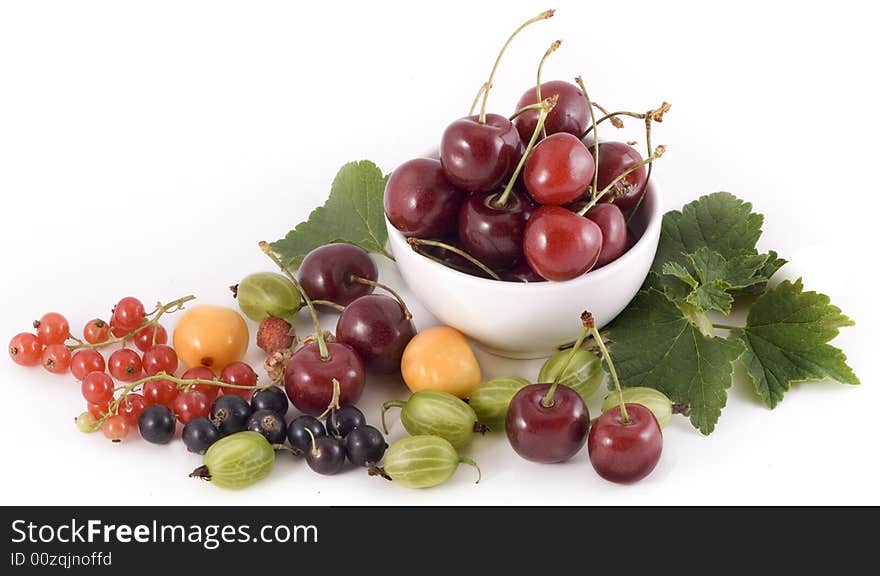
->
[712,323,742,331]
[260,241,330,361]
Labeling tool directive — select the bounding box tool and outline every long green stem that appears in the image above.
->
[381,400,407,434]
[585,312,628,423]
[575,76,600,201]
[496,96,555,206]
[576,147,665,216]
[407,238,501,281]
[67,295,195,352]
[477,9,555,123]
[535,40,561,138]
[541,323,590,408]
[260,241,329,361]
[349,275,412,320]
[469,82,489,116]
[509,100,550,122]
[459,457,482,484]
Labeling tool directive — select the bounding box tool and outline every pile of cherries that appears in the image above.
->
[384,10,665,282]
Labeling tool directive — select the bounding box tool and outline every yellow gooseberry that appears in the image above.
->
[173,305,249,374]
[400,326,481,398]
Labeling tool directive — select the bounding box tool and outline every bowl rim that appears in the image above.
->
[386,178,663,290]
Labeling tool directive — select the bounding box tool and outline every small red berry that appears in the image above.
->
[257,317,296,354]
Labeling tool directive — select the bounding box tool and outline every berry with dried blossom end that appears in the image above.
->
[256,317,297,355]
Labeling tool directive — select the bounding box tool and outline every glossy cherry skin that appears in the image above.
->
[513,80,591,142]
[384,158,465,237]
[336,294,416,374]
[283,342,365,416]
[506,383,589,463]
[458,188,532,269]
[524,133,595,205]
[440,113,523,193]
[585,203,628,268]
[588,403,662,484]
[298,243,378,307]
[501,259,546,283]
[591,141,648,212]
[523,206,603,281]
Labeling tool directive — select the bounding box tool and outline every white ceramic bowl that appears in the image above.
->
[386,182,662,359]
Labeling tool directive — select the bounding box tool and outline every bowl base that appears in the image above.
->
[472,341,558,360]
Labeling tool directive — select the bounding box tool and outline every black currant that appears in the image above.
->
[344,425,388,467]
[246,410,287,444]
[325,405,366,439]
[138,405,176,445]
[182,417,221,454]
[210,395,252,436]
[287,415,326,455]
[250,386,289,418]
[306,436,346,475]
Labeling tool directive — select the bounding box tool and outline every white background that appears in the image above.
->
[1,0,877,506]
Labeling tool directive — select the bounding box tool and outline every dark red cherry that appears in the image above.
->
[524,133,595,205]
[523,206,603,281]
[440,114,523,193]
[513,80,590,142]
[501,259,546,283]
[506,383,589,463]
[585,203,628,268]
[384,158,465,237]
[588,403,662,484]
[283,342,365,416]
[299,243,377,307]
[335,294,416,374]
[591,142,648,212]
[458,188,531,269]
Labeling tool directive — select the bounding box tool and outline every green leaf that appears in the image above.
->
[729,279,859,409]
[661,262,698,288]
[607,289,745,434]
[686,248,769,290]
[270,160,392,267]
[685,280,734,314]
[652,192,765,274]
[733,250,788,296]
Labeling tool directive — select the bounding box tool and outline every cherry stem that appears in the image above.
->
[577,146,666,215]
[535,40,561,139]
[304,427,318,456]
[477,9,555,124]
[380,400,406,435]
[583,311,629,424]
[591,102,623,127]
[469,82,489,116]
[312,299,346,312]
[575,76,600,202]
[581,102,671,138]
[496,95,556,207]
[348,275,412,320]
[317,379,341,420]
[541,315,590,408]
[407,237,501,281]
[66,295,195,352]
[459,457,482,484]
[509,100,551,122]
[260,241,330,361]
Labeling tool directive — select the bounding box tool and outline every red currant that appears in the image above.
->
[133,325,168,352]
[8,333,43,367]
[181,366,220,402]
[70,349,106,380]
[41,344,71,374]
[219,361,258,400]
[35,312,69,346]
[108,349,143,382]
[88,401,112,419]
[113,297,146,333]
[116,393,147,427]
[102,415,130,442]
[83,319,111,345]
[82,371,115,404]
[173,390,210,424]
[143,379,179,407]
[142,344,178,376]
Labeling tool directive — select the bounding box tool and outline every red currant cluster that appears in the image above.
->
[385,11,669,282]
[7,295,259,443]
